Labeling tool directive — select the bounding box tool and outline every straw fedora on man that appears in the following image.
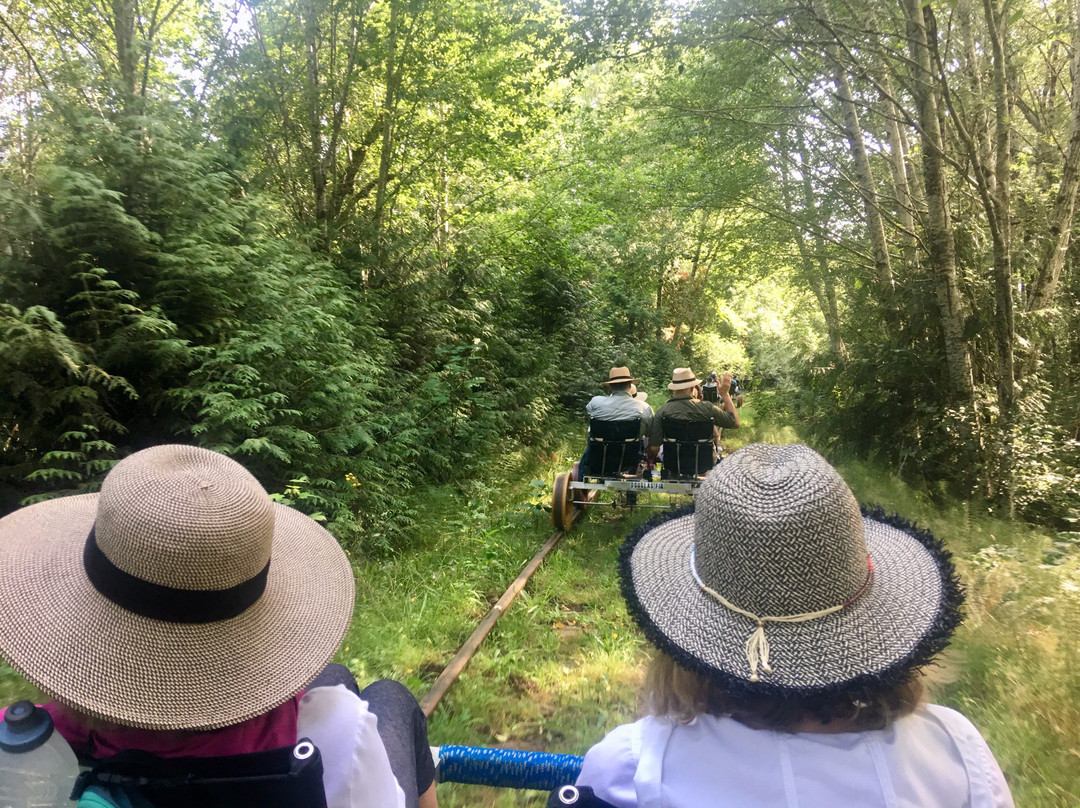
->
[667,368,701,391]
[0,443,354,731]
[602,366,641,387]
[620,442,963,701]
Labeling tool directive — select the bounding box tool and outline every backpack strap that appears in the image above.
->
[72,739,327,808]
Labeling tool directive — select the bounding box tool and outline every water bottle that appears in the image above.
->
[0,701,79,807]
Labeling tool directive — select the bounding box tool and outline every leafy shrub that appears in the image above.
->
[0,305,128,508]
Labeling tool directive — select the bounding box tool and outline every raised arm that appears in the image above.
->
[715,373,740,429]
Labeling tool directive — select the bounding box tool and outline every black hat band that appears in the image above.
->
[83,527,270,624]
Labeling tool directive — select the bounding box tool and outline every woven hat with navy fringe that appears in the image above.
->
[0,444,355,731]
[619,443,963,704]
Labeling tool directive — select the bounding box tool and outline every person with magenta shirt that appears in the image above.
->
[0,444,437,808]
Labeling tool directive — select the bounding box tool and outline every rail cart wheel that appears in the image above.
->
[552,472,575,531]
[570,462,594,503]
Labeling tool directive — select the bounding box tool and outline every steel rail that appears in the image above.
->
[419,512,576,717]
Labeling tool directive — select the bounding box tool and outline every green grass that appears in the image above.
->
[1,407,1076,805]
[338,432,654,806]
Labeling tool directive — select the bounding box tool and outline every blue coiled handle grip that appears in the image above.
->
[435,745,584,791]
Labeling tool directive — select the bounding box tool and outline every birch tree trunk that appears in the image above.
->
[301,0,327,243]
[900,0,976,402]
[1026,0,1080,313]
[878,75,919,272]
[812,0,895,299]
[779,128,848,362]
[112,0,138,108]
[372,0,400,282]
[984,0,1016,513]
[802,153,847,364]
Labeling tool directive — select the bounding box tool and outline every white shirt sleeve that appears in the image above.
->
[297,685,407,808]
[576,721,642,808]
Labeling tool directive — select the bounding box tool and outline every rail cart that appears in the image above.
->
[551,417,717,531]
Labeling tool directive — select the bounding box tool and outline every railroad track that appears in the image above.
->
[419,509,578,717]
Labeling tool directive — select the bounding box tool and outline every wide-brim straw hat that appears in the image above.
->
[629,384,648,404]
[667,367,701,390]
[620,443,962,704]
[602,366,641,386]
[0,445,355,731]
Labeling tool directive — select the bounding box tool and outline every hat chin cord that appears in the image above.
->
[689,547,875,682]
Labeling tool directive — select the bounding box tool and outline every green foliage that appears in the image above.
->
[997,379,1080,526]
[802,296,1080,525]
[691,332,751,377]
[2,0,1077,552]
[168,242,397,546]
[736,276,822,391]
[0,304,128,508]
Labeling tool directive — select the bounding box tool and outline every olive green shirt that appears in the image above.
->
[648,397,737,447]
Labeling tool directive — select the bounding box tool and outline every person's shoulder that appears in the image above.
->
[916,704,988,739]
[905,705,1015,807]
[577,719,655,808]
[580,718,649,769]
[298,684,371,726]
[677,398,713,416]
[891,704,995,758]
[585,395,607,414]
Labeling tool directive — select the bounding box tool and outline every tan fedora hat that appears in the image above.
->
[667,367,701,390]
[602,366,641,386]
[0,445,354,731]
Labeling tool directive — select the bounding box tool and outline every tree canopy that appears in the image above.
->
[2,0,1078,537]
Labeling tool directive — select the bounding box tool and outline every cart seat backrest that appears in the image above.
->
[585,418,643,476]
[660,418,715,479]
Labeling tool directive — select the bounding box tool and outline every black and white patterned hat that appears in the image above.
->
[620,443,963,702]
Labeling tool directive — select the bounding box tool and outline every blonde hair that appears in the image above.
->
[644,651,926,731]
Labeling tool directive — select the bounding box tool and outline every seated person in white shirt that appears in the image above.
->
[567,443,1013,808]
[577,367,654,478]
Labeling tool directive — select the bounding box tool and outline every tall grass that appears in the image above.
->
[0,408,1075,805]
[344,433,654,807]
